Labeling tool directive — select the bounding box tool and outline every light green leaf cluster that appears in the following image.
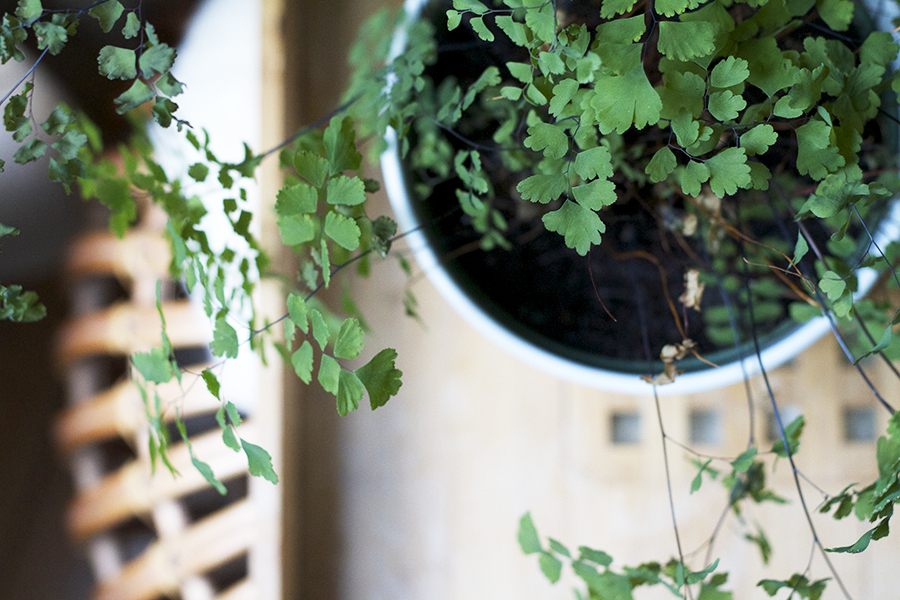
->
[519,513,730,598]
[284,293,402,416]
[757,574,829,598]
[819,411,899,555]
[276,116,401,294]
[0,283,46,322]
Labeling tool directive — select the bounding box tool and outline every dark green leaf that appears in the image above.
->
[201,369,220,399]
[517,173,567,204]
[151,97,177,128]
[741,124,776,156]
[646,146,676,183]
[1,14,28,63]
[524,122,569,159]
[52,129,87,160]
[188,163,209,182]
[114,79,155,113]
[657,20,717,61]
[13,138,47,165]
[572,179,616,210]
[771,415,805,458]
[355,348,402,409]
[88,0,124,33]
[98,45,136,79]
[33,20,66,54]
[0,285,45,322]
[543,200,605,256]
[706,147,750,196]
[122,12,140,38]
[710,56,750,88]
[4,83,30,135]
[15,0,42,24]
[370,216,397,259]
[574,146,613,180]
[827,526,875,553]
[41,105,72,135]
[796,119,844,180]
[139,43,175,79]
[242,439,278,484]
[155,72,184,97]
[708,90,746,122]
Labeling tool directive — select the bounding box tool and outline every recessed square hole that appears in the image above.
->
[611,412,641,445]
[766,405,803,443]
[843,406,876,442]
[689,409,722,446]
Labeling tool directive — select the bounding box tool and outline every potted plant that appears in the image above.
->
[3,0,900,596]
[356,0,900,596]
[371,0,900,395]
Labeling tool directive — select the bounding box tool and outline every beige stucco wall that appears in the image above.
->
[337,182,898,600]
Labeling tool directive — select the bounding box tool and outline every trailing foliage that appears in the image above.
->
[518,512,734,599]
[0,0,408,487]
[2,0,900,596]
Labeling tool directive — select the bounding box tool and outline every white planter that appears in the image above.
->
[382,0,900,396]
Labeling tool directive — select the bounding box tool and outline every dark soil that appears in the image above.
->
[403,0,885,372]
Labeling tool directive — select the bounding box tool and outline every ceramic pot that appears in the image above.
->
[382,0,900,395]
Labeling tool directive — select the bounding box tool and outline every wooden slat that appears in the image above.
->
[66,231,171,282]
[93,500,255,600]
[54,363,221,454]
[56,300,211,366]
[68,425,253,540]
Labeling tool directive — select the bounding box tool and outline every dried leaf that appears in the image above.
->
[679,269,705,311]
